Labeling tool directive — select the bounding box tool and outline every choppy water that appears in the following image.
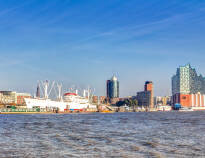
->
[0,112,205,158]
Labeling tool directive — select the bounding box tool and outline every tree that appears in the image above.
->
[116,98,138,107]
[116,100,124,107]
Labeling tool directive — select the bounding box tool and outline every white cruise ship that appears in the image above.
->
[24,81,96,112]
[24,98,68,112]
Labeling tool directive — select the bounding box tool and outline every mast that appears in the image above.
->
[87,88,90,102]
[44,80,49,99]
[57,83,63,101]
[40,80,55,99]
[41,80,49,99]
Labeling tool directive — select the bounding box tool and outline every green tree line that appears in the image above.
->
[116,98,138,107]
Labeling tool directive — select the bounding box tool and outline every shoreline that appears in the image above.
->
[0,110,204,114]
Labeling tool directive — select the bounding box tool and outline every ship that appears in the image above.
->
[178,107,194,112]
[64,92,96,111]
[24,98,68,112]
[24,81,96,112]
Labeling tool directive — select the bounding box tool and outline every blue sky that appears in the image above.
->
[0,0,205,97]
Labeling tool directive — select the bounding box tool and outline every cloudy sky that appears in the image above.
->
[0,0,205,97]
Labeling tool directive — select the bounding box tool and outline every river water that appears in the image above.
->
[0,111,205,158]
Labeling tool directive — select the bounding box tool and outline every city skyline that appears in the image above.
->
[1,0,205,97]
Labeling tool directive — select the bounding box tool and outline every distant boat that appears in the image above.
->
[178,107,193,112]
[157,105,172,111]
[100,110,114,113]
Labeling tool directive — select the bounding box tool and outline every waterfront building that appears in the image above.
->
[119,96,133,101]
[106,75,119,104]
[92,96,98,104]
[145,81,154,108]
[16,93,31,105]
[137,91,151,107]
[99,96,106,104]
[0,92,14,104]
[0,91,31,105]
[154,96,171,106]
[172,92,205,110]
[136,81,154,108]
[172,64,205,108]
[92,96,107,104]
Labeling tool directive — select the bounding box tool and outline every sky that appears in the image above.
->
[0,0,205,97]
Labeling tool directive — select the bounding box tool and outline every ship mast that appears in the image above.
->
[44,80,49,99]
[40,80,55,99]
[57,83,63,101]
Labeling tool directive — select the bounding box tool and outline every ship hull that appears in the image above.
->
[24,98,94,112]
[24,98,68,112]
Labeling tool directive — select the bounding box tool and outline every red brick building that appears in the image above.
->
[136,81,154,108]
[172,93,205,108]
[17,95,31,105]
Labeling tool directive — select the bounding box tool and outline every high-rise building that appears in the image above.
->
[136,81,154,108]
[172,64,205,95]
[145,81,154,108]
[106,75,119,103]
[172,64,205,108]
[145,81,153,91]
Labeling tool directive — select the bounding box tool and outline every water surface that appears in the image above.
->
[0,112,205,157]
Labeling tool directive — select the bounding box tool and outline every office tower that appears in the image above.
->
[172,64,205,107]
[106,75,119,103]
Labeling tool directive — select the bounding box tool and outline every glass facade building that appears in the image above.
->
[172,64,205,95]
[107,76,119,99]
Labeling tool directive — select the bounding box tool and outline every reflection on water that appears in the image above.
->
[0,112,205,157]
